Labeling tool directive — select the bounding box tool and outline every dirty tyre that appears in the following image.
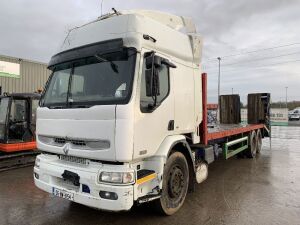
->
[247,131,257,158]
[256,129,262,154]
[153,151,189,215]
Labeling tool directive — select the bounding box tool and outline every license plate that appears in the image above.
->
[52,187,74,201]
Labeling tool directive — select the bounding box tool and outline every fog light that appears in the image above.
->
[99,191,118,200]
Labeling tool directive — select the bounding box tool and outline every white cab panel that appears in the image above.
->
[37,105,116,161]
[133,49,175,160]
[173,63,195,133]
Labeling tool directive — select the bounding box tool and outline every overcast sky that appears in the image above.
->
[0,0,299,103]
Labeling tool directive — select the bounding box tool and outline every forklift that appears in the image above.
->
[0,93,40,152]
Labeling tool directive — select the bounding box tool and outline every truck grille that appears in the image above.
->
[54,138,86,146]
[54,138,66,144]
[71,140,86,146]
[59,155,88,165]
[39,135,110,150]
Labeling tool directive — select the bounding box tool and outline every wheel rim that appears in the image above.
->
[168,166,185,199]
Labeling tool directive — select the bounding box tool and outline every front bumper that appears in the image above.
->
[34,154,134,211]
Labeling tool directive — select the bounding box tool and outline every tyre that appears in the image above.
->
[247,131,257,158]
[256,129,262,154]
[153,151,189,215]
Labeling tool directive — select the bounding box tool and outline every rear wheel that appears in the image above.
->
[247,131,257,158]
[153,151,189,215]
[256,129,262,154]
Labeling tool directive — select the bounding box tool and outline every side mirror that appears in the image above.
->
[145,55,162,69]
[145,69,160,97]
[145,69,152,97]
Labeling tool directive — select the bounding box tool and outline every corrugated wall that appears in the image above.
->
[0,55,51,94]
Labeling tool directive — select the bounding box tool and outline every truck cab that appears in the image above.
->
[34,10,204,214]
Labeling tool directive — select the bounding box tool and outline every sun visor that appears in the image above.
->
[48,38,124,69]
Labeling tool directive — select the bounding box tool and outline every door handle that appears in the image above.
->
[168,120,174,131]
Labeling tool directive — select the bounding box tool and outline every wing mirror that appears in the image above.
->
[144,53,176,110]
[145,55,161,69]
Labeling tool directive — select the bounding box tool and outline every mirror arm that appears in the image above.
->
[162,60,177,68]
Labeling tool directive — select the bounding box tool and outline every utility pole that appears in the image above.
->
[217,57,221,122]
[101,0,104,16]
[280,98,282,108]
[285,87,288,109]
[231,88,233,95]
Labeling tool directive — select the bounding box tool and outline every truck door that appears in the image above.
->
[133,50,175,159]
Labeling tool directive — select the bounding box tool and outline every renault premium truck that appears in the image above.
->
[34,10,270,215]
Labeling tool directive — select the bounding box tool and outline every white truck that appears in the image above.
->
[34,10,269,215]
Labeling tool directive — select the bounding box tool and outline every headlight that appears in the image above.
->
[35,157,41,168]
[99,171,135,184]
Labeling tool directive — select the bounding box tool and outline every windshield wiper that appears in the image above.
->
[94,54,119,73]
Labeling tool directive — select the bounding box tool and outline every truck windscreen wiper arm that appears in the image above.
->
[94,54,119,73]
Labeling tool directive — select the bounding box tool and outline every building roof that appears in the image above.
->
[0,54,48,66]
[1,92,41,99]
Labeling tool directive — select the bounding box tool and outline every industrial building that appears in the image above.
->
[0,54,50,94]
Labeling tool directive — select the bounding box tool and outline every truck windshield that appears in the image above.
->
[0,97,9,140]
[41,48,137,108]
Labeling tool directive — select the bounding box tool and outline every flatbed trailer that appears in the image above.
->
[199,73,269,160]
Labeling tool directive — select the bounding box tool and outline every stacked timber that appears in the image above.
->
[219,95,241,124]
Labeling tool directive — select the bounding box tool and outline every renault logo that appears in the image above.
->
[63,143,70,155]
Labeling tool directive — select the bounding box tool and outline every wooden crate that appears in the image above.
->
[247,93,271,125]
[219,95,241,124]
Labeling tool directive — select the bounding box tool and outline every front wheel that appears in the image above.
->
[153,151,189,215]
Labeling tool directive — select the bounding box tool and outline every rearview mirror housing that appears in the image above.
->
[145,68,160,97]
[145,69,152,97]
[145,55,162,69]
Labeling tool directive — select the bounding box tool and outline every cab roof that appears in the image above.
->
[56,10,202,66]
